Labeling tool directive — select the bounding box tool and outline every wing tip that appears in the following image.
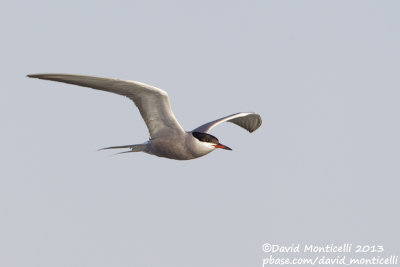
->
[27,73,52,79]
[248,113,262,133]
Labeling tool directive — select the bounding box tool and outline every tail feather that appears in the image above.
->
[99,144,135,151]
[99,143,147,154]
[114,150,140,155]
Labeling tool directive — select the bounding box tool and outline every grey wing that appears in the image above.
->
[192,112,262,133]
[28,74,185,138]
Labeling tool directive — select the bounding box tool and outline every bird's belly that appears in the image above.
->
[146,139,193,160]
[147,137,212,160]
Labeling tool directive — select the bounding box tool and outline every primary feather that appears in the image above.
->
[192,112,262,133]
[27,74,185,138]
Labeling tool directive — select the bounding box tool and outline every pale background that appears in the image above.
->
[1,1,399,267]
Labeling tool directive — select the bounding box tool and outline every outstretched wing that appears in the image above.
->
[28,74,185,138]
[192,112,262,133]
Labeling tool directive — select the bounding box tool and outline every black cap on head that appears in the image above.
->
[192,132,219,144]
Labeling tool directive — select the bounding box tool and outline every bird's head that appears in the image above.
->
[191,132,232,151]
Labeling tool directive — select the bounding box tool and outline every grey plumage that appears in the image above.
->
[28,73,262,160]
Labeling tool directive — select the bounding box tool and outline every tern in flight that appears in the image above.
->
[28,74,262,160]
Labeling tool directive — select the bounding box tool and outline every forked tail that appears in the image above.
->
[99,143,147,155]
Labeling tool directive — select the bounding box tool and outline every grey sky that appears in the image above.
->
[1,1,399,266]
